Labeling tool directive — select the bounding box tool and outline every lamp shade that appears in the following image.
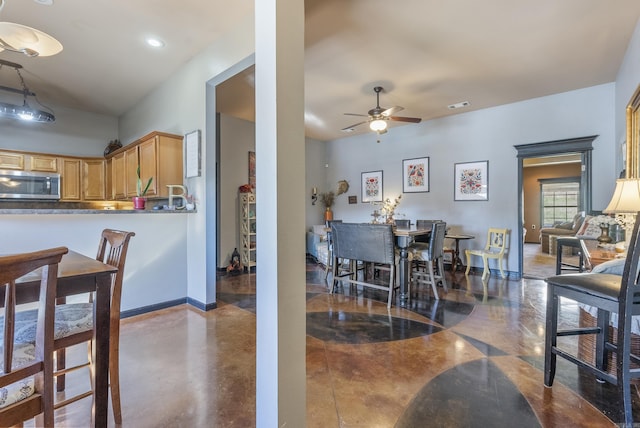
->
[369,119,387,132]
[604,178,640,213]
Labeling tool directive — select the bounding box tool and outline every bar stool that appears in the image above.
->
[555,237,590,275]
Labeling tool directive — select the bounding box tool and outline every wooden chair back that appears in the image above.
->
[0,246,67,427]
[483,228,508,254]
[96,229,136,318]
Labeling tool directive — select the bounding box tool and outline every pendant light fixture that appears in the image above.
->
[0,0,62,57]
[0,58,55,122]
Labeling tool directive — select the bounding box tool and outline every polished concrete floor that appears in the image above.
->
[38,259,636,427]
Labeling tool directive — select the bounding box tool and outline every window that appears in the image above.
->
[540,179,580,227]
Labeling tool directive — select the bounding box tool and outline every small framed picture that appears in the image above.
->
[361,170,383,203]
[454,160,488,201]
[402,157,429,193]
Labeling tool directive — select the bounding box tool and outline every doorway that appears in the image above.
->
[515,136,596,278]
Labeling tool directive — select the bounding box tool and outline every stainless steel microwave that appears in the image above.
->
[0,169,61,200]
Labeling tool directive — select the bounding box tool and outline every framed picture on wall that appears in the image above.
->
[454,160,488,201]
[402,157,429,193]
[361,170,383,203]
[248,151,256,188]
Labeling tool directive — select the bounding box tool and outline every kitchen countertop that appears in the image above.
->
[0,208,195,214]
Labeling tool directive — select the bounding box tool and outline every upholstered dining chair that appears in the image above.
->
[410,221,448,299]
[544,213,640,427]
[17,229,135,424]
[331,222,396,308]
[465,228,508,279]
[0,246,67,428]
[324,220,342,281]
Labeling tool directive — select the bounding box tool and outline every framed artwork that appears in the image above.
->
[454,160,488,201]
[361,170,383,203]
[402,157,429,193]
[184,130,201,178]
[248,151,256,188]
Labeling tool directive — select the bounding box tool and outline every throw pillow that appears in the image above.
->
[576,215,601,239]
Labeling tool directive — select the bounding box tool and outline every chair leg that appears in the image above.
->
[595,308,609,372]
[437,257,448,292]
[544,286,558,387]
[110,325,123,424]
[481,255,490,280]
[498,257,505,279]
[464,250,471,275]
[56,348,66,392]
[428,262,439,300]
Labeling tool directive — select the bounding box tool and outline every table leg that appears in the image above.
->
[92,272,111,428]
[454,239,462,272]
[396,235,411,305]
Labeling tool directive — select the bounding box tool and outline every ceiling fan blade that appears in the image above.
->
[389,116,422,123]
[381,106,404,117]
[341,121,369,131]
[344,113,369,117]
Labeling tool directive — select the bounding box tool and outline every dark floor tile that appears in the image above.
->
[306,311,442,344]
[396,358,541,428]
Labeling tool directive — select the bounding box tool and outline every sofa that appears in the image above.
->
[306,225,329,266]
[539,212,585,253]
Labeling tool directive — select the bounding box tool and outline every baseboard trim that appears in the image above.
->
[121,297,218,319]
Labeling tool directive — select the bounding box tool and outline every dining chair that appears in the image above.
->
[544,213,640,427]
[464,228,508,279]
[331,223,396,308]
[17,229,135,424]
[410,221,448,299]
[324,219,342,281]
[0,246,67,428]
[555,236,592,274]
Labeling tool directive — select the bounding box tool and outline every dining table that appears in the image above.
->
[9,250,117,428]
[393,225,432,305]
[445,234,475,272]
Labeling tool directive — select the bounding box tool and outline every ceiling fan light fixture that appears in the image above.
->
[369,118,387,132]
[0,22,63,57]
[146,37,165,48]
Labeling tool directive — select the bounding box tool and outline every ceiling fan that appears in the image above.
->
[342,86,422,135]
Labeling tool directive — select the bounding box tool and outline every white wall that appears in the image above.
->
[325,83,616,275]
[306,137,328,228]
[117,13,255,306]
[0,213,188,312]
[219,113,255,267]
[0,105,118,157]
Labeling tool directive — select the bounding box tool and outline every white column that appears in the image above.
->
[255,0,306,426]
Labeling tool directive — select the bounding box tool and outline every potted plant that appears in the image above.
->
[133,166,153,210]
[320,191,335,221]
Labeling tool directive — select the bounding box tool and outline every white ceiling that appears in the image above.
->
[1,0,640,142]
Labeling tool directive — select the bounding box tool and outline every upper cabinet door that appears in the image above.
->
[83,159,106,200]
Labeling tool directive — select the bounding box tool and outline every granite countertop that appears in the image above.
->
[0,200,196,214]
[0,208,195,214]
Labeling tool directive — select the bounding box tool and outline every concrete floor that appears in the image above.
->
[34,260,634,427]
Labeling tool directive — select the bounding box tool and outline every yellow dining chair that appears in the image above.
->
[465,228,508,279]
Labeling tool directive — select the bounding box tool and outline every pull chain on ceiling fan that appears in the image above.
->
[342,86,422,135]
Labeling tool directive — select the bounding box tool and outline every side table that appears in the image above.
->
[445,234,475,272]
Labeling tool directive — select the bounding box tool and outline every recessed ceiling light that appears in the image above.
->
[146,38,165,48]
[448,101,470,109]
[33,0,53,5]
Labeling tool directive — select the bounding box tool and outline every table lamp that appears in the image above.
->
[603,178,640,248]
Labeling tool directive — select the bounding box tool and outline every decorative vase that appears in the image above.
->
[324,207,333,222]
[597,225,612,244]
[132,196,146,210]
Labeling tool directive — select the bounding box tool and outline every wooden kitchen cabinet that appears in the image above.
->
[107,131,183,200]
[112,152,126,199]
[29,154,58,172]
[83,159,106,200]
[60,158,82,201]
[124,146,139,198]
[0,151,25,170]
